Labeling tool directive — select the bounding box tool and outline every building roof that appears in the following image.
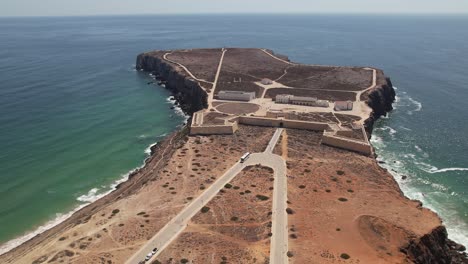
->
[219,90,255,95]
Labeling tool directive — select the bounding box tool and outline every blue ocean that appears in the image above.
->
[0,14,467,252]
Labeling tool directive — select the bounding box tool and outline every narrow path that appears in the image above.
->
[356,68,377,102]
[260,49,296,65]
[163,52,214,84]
[208,48,227,109]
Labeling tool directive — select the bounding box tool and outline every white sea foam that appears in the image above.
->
[166,96,190,121]
[144,142,158,155]
[406,96,422,115]
[0,135,167,255]
[427,167,468,174]
[77,188,100,203]
[0,203,90,255]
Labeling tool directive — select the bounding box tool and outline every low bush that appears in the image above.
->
[338,197,348,202]
[256,194,269,201]
[201,206,210,213]
[340,253,350,259]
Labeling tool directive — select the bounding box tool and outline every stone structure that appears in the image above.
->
[275,94,329,107]
[261,78,273,85]
[334,101,353,111]
[217,91,256,102]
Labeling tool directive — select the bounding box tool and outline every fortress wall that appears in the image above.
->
[321,134,372,155]
[190,124,237,135]
[238,116,329,131]
[282,119,329,130]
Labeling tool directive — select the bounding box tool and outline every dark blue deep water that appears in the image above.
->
[0,14,467,252]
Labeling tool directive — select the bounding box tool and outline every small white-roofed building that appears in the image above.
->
[334,101,353,111]
[217,91,256,102]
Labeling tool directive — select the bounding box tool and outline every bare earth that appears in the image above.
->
[1,48,463,264]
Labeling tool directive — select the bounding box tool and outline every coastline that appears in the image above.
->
[1,49,466,263]
[0,87,189,257]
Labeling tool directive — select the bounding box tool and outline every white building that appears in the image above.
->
[275,94,329,107]
[217,91,256,102]
[334,101,353,111]
[276,94,293,104]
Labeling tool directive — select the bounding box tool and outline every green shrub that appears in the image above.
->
[340,253,350,259]
[111,209,120,214]
[201,206,210,213]
[224,183,232,189]
[286,208,294,214]
[181,258,189,263]
[338,197,348,202]
[256,194,269,201]
[299,185,306,189]
[337,170,345,175]
[230,216,239,221]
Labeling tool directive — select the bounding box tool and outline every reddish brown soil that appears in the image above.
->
[156,165,274,263]
[280,65,373,91]
[216,103,260,115]
[0,126,276,264]
[166,49,222,82]
[282,129,442,264]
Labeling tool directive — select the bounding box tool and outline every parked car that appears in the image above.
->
[152,248,158,254]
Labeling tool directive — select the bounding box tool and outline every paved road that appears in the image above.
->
[126,128,287,264]
[126,128,288,264]
[207,48,226,109]
[265,129,289,264]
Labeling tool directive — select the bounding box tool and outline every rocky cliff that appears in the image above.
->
[362,70,396,136]
[135,51,466,263]
[136,52,208,115]
[402,226,467,263]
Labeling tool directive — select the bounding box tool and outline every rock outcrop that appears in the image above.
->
[402,226,468,263]
[136,52,208,115]
[362,70,396,136]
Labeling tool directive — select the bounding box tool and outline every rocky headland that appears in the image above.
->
[0,48,466,264]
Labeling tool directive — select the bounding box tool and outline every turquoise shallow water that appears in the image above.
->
[0,15,467,252]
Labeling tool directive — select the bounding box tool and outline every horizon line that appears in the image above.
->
[1,12,468,18]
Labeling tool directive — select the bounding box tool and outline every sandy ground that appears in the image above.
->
[280,129,441,264]
[0,126,275,264]
[155,165,274,264]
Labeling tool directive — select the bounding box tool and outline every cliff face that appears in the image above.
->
[402,226,468,264]
[362,71,396,136]
[136,52,208,115]
[135,51,466,263]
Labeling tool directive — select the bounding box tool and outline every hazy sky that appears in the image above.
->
[1,0,468,17]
